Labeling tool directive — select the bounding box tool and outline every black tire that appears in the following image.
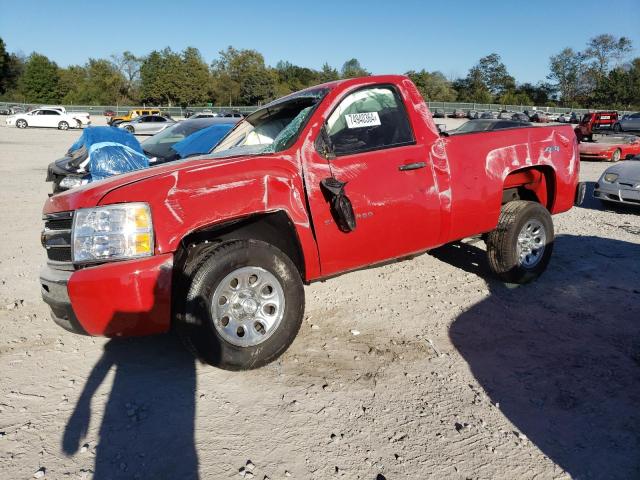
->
[486,201,554,284]
[75,119,82,129]
[175,240,304,370]
[125,125,134,134]
[16,119,27,129]
[613,123,622,133]
[58,121,69,130]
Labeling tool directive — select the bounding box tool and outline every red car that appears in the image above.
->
[40,75,583,370]
[579,134,640,162]
[575,111,619,142]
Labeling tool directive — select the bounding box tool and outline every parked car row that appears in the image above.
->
[0,105,26,115]
[5,106,90,130]
[431,108,584,124]
[613,112,640,133]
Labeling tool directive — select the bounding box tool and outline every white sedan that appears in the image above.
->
[6,108,81,130]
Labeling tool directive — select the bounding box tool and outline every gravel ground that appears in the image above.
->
[0,121,638,480]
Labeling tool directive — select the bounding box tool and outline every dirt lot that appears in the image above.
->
[0,121,638,480]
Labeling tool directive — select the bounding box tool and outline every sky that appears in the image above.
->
[1,0,639,84]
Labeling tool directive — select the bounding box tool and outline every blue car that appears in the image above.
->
[141,117,238,164]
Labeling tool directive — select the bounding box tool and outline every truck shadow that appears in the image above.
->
[62,332,199,479]
[434,236,640,479]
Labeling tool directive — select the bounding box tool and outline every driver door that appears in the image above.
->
[304,85,442,276]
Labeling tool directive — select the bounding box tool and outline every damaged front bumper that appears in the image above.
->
[40,266,88,335]
[40,254,174,337]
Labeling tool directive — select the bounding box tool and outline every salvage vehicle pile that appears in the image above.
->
[1,75,638,480]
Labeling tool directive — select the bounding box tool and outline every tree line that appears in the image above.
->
[0,34,637,109]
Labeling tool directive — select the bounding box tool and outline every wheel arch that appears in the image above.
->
[174,210,307,283]
[502,165,557,211]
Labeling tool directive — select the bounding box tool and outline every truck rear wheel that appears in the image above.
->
[486,201,554,284]
[176,240,304,370]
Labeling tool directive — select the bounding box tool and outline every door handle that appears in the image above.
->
[399,162,426,171]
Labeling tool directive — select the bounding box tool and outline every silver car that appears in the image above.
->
[613,112,640,133]
[118,115,175,135]
[594,157,640,206]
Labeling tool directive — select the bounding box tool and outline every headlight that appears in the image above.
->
[59,176,88,190]
[603,173,619,183]
[72,203,153,263]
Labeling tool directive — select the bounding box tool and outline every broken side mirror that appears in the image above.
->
[320,177,356,232]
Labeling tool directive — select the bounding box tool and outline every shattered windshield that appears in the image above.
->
[212,88,328,156]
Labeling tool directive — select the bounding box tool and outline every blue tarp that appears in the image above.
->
[69,126,142,154]
[88,142,149,181]
[172,123,235,159]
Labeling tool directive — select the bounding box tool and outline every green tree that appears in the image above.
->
[140,48,185,105]
[584,34,633,75]
[547,48,587,105]
[453,68,492,103]
[341,58,369,79]
[211,47,276,106]
[0,38,24,97]
[111,51,142,102]
[498,90,533,106]
[591,58,640,109]
[515,82,555,106]
[274,60,319,95]
[317,62,339,83]
[18,53,60,103]
[179,47,212,105]
[0,37,10,94]
[406,70,457,102]
[57,65,87,103]
[474,53,515,96]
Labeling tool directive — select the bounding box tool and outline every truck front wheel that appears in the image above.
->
[176,240,304,370]
[486,201,554,284]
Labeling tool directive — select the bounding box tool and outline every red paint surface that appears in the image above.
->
[579,138,640,160]
[44,75,581,336]
[67,254,173,336]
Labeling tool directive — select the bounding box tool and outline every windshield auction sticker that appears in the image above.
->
[345,112,381,129]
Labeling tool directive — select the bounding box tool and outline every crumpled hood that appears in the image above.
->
[43,152,268,214]
[603,160,640,182]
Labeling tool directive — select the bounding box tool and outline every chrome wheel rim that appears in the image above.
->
[211,266,285,347]
[517,219,546,268]
[612,150,620,162]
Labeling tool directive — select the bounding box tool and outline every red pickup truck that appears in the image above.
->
[41,75,584,370]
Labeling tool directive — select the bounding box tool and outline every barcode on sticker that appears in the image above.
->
[345,112,381,129]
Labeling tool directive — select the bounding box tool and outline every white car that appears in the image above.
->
[42,106,91,127]
[6,108,81,130]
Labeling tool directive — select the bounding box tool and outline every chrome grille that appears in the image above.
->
[42,211,73,265]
